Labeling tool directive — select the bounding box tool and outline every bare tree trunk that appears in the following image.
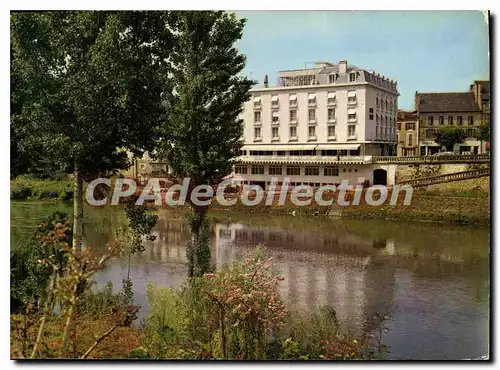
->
[219,306,226,359]
[30,271,56,359]
[62,295,77,358]
[72,164,84,253]
[80,324,119,359]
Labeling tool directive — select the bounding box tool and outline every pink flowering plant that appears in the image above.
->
[194,247,288,359]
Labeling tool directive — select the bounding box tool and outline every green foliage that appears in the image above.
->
[78,280,136,318]
[140,283,190,358]
[10,211,72,312]
[478,121,490,142]
[11,11,173,180]
[123,204,158,255]
[156,11,254,185]
[10,176,74,201]
[434,126,466,151]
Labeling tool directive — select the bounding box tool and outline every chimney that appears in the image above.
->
[339,60,347,74]
[264,74,269,88]
[415,91,420,108]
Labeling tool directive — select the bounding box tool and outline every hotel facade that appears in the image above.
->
[231,60,399,188]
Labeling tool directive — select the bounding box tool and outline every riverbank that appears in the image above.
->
[10,176,74,201]
[210,191,490,227]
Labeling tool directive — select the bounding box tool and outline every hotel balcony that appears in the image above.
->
[236,154,371,165]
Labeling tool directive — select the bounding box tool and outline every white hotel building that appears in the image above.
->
[231,60,399,188]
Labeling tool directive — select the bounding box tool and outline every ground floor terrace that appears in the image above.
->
[230,162,397,189]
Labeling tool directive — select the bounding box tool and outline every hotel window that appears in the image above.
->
[271,111,280,124]
[289,109,297,122]
[347,91,357,103]
[369,113,374,120]
[308,125,316,139]
[349,72,356,82]
[235,165,247,174]
[439,116,444,125]
[253,96,261,109]
[308,108,316,122]
[376,114,379,124]
[324,166,339,176]
[289,94,297,108]
[385,116,388,124]
[271,95,279,109]
[468,116,474,125]
[407,133,413,146]
[328,108,336,121]
[308,93,316,106]
[254,127,261,140]
[457,116,463,125]
[327,92,336,105]
[348,125,356,137]
[269,165,282,175]
[348,110,356,120]
[305,166,320,176]
[397,122,401,130]
[385,100,388,110]
[254,111,261,124]
[251,165,265,175]
[289,126,297,138]
[376,97,379,108]
[376,125,379,138]
[329,74,335,83]
[448,116,453,125]
[406,122,414,130]
[286,166,301,176]
[271,127,279,140]
[328,125,336,137]
[428,116,434,126]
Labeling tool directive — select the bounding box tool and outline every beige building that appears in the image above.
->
[416,88,486,155]
[232,60,399,187]
[396,110,419,156]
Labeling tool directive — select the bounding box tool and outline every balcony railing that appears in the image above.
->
[236,155,370,165]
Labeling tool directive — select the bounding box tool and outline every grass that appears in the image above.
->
[10,175,74,201]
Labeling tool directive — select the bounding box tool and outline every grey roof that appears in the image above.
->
[417,92,480,113]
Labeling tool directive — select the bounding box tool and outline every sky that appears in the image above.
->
[234,11,490,110]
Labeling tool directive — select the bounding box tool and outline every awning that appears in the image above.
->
[289,94,297,101]
[271,95,279,102]
[348,109,356,114]
[308,93,316,99]
[327,92,336,99]
[348,91,357,97]
[242,144,319,152]
[272,111,279,118]
[316,144,361,150]
[253,96,261,102]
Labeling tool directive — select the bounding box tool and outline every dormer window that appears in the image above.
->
[349,72,356,82]
[329,74,335,84]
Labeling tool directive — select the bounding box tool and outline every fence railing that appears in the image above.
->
[372,154,490,164]
[397,168,490,187]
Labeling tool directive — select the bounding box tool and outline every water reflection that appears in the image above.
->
[10,204,490,360]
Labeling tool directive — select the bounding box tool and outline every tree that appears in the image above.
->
[434,126,466,152]
[478,121,491,142]
[156,11,254,276]
[11,11,173,251]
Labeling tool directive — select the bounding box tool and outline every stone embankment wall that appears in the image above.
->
[395,163,490,193]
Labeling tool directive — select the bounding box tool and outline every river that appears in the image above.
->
[10,201,490,360]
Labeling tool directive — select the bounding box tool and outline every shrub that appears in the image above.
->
[10,212,72,313]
